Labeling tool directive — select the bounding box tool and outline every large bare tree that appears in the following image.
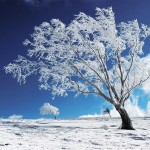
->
[5,7,150,129]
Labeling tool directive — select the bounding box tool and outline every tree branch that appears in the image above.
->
[70,63,113,103]
[69,78,99,95]
[123,53,134,83]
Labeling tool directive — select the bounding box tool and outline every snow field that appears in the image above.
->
[0,118,150,150]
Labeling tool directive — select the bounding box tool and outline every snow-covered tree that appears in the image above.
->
[4,7,150,129]
[40,103,59,119]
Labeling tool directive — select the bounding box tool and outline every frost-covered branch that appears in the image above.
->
[4,7,150,108]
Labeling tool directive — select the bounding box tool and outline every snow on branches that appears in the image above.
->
[4,7,150,106]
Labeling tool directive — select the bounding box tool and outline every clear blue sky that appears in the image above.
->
[0,0,150,119]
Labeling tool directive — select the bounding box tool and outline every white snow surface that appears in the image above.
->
[0,118,150,150]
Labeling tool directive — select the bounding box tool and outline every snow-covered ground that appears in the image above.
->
[0,117,150,150]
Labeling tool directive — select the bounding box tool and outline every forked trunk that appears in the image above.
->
[115,105,134,130]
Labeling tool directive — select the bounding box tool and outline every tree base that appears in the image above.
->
[116,105,135,130]
[120,124,135,130]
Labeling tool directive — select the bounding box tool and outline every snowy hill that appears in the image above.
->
[0,118,150,150]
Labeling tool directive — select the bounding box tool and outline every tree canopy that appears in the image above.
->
[40,103,59,118]
[5,7,150,107]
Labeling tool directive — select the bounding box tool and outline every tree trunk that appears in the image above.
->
[115,105,135,130]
